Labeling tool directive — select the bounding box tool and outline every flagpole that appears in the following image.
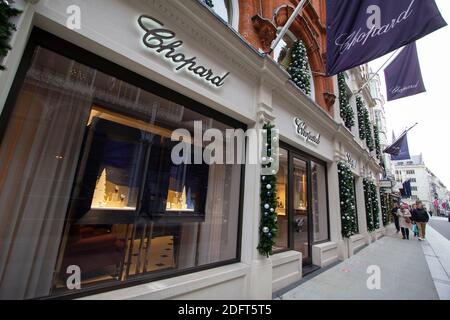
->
[267,0,309,55]
[353,48,401,95]
[383,122,418,153]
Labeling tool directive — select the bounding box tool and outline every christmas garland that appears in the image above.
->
[338,73,355,130]
[370,182,380,229]
[338,162,358,238]
[363,178,381,232]
[374,124,381,160]
[288,40,311,96]
[380,192,389,226]
[363,178,374,232]
[258,123,278,257]
[363,108,374,152]
[0,0,21,70]
[356,96,366,140]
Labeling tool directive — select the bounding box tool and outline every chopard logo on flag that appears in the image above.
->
[390,81,420,95]
[335,0,415,55]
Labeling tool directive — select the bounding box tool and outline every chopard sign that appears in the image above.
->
[294,117,321,146]
[335,0,415,55]
[345,153,357,169]
[137,15,230,87]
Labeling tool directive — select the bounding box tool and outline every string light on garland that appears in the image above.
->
[338,162,358,238]
[257,123,278,257]
[288,40,311,96]
[0,0,22,71]
[356,96,366,140]
[338,73,355,130]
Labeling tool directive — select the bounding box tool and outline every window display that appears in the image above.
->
[0,42,243,299]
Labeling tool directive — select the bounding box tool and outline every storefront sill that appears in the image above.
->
[271,250,302,267]
[79,263,249,300]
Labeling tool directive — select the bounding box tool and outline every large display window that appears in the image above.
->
[0,29,244,299]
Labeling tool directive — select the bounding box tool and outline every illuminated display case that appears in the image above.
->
[72,107,209,224]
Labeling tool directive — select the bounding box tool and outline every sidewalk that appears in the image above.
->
[280,226,439,300]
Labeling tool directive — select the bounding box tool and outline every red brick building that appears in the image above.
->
[239,0,335,115]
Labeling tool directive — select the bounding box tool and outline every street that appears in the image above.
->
[429,217,450,240]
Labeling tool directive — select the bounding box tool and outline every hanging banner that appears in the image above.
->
[326,0,447,76]
[384,42,426,101]
[384,132,411,161]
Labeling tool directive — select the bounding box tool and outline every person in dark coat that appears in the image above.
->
[411,200,430,241]
[391,202,400,233]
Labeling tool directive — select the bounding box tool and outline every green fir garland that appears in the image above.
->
[356,96,366,140]
[258,123,278,257]
[0,0,22,70]
[380,192,389,226]
[363,178,380,231]
[363,178,375,232]
[288,40,311,96]
[363,108,374,152]
[338,162,358,238]
[374,125,381,160]
[338,73,355,130]
[370,183,380,229]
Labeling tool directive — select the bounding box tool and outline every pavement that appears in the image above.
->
[280,221,450,300]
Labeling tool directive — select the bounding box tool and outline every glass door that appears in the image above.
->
[290,155,312,265]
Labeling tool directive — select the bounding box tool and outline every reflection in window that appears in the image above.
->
[311,161,329,242]
[274,148,288,251]
[293,158,309,260]
[0,46,242,299]
[212,0,233,25]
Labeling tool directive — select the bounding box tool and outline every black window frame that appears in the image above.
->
[0,27,246,300]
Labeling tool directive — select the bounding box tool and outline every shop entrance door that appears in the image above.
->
[290,155,312,266]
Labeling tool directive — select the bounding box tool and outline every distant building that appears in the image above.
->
[393,155,449,213]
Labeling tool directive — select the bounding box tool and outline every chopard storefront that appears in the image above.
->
[0,0,344,300]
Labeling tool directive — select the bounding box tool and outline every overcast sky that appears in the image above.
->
[369,0,450,188]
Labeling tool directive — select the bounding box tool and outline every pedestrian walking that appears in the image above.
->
[397,203,412,240]
[391,202,400,233]
[411,200,429,241]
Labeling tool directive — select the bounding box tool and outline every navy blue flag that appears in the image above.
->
[326,0,447,76]
[384,132,410,160]
[384,43,426,101]
[401,179,412,198]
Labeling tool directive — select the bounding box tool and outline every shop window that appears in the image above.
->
[292,157,309,260]
[274,148,288,251]
[311,161,329,242]
[210,0,239,30]
[0,43,243,299]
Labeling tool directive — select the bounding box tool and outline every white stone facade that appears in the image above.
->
[0,0,385,299]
